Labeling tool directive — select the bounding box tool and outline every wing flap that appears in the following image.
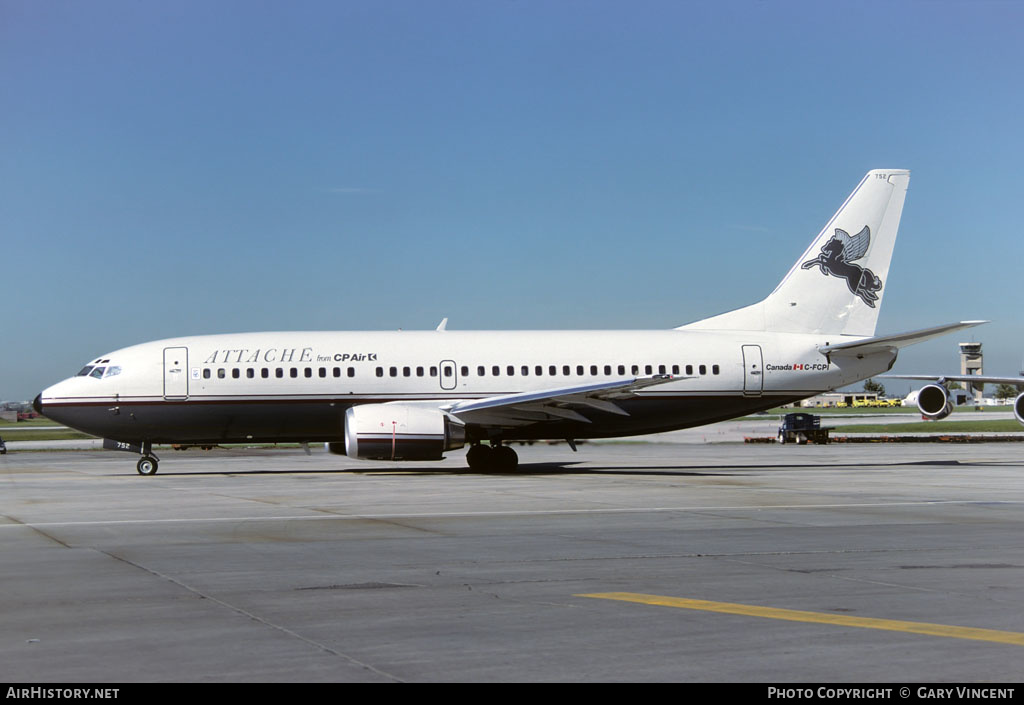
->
[444,375,682,428]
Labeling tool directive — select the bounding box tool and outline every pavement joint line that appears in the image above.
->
[1,499,1019,530]
[579,593,1024,646]
[98,547,406,682]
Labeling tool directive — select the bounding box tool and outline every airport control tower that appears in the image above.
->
[959,342,984,404]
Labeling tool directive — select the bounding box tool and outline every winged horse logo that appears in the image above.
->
[800,226,883,307]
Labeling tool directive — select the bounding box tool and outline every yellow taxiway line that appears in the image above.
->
[579,593,1024,646]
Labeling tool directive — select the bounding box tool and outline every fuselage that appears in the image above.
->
[38,328,894,445]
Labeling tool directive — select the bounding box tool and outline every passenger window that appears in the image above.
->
[461,366,469,376]
[507,366,515,376]
[348,367,355,377]
[535,366,543,376]
[699,365,707,375]
[262,368,269,379]
[631,365,639,375]
[712,364,720,375]
[430,366,438,376]
[686,365,693,375]
[218,369,225,379]
[443,366,453,377]
[644,365,652,375]
[576,365,584,376]
[333,367,340,378]
[389,367,398,377]
[521,366,529,376]
[618,365,625,375]
[291,368,298,378]
[276,368,284,378]
[604,365,611,375]
[403,367,412,377]
[232,369,240,379]
[562,365,570,376]
[590,365,598,375]
[549,365,557,376]
[247,368,255,379]
[416,367,424,377]
[478,366,486,376]
[672,365,679,375]
[203,369,211,379]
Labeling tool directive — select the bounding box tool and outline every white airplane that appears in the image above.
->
[35,169,985,474]
[884,374,1024,422]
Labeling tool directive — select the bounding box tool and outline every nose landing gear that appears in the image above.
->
[103,439,160,475]
[136,454,159,475]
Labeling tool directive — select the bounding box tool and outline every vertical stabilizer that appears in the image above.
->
[679,170,910,337]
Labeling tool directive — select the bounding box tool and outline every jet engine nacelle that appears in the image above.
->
[917,384,953,420]
[339,404,466,460]
[1014,393,1024,426]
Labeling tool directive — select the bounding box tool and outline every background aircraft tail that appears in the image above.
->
[679,169,910,337]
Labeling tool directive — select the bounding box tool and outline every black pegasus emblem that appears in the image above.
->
[801,226,882,307]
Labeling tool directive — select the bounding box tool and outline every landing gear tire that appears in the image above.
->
[137,456,159,475]
[465,444,519,471]
[493,445,518,472]
[777,432,786,444]
[466,444,493,470]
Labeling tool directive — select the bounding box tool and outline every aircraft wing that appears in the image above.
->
[817,321,987,357]
[442,375,683,428]
[882,374,1024,387]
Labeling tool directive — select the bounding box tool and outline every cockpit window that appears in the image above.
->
[77,363,122,379]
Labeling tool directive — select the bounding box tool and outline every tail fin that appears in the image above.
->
[679,169,910,337]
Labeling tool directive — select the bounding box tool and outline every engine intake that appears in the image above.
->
[341,404,465,460]
[1014,393,1024,426]
[917,384,953,420]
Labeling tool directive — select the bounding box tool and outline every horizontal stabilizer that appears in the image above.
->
[818,321,987,357]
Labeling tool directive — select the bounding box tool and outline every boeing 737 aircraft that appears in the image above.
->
[35,170,985,474]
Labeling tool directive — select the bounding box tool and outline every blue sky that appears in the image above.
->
[3,0,1022,401]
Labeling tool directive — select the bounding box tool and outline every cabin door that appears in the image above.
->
[742,345,763,397]
[163,346,189,400]
[439,360,458,390]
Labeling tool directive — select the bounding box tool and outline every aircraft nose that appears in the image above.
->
[33,393,43,416]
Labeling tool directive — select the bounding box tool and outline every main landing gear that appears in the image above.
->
[465,443,519,472]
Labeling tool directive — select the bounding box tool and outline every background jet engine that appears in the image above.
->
[917,384,953,420]
[1014,393,1024,426]
[329,404,466,461]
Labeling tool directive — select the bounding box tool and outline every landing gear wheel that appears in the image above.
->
[466,444,493,470]
[137,456,159,475]
[777,432,786,444]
